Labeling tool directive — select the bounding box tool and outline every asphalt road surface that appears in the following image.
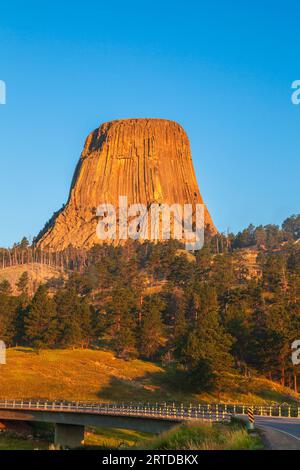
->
[241,415,300,449]
[254,416,300,439]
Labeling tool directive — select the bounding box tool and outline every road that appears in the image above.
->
[238,415,300,449]
[254,416,300,439]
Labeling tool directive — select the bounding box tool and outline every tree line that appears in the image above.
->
[0,214,299,396]
[1,214,299,271]
[0,274,95,350]
[0,238,88,271]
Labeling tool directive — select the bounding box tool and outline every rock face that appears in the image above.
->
[37,118,216,250]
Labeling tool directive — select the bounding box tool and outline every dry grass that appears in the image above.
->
[1,348,164,402]
[0,348,298,404]
[0,263,64,295]
[137,421,263,450]
[0,348,294,451]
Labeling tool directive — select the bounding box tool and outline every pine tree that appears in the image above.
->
[106,286,138,359]
[139,295,165,359]
[79,298,93,348]
[265,299,294,386]
[0,290,18,345]
[172,304,188,360]
[15,291,30,345]
[181,286,234,393]
[113,315,137,359]
[55,287,92,348]
[16,272,29,295]
[25,286,57,350]
[168,254,195,287]
[0,280,12,295]
[282,214,300,239]
[247,307,279,380]
[223,299,250,375]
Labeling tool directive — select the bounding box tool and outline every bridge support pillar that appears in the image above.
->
[54,423,85,449]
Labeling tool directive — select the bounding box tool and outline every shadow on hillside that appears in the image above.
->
[97,367,300,404]
[97,367,196,403]
[13,347,37,354]
[251,386,299,404]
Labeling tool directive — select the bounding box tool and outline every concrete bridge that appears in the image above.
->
[0,400,230,448]
[1,400,300,448]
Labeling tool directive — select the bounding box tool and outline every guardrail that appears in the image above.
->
[0,400,298,421]
[0,400,230,423]
[229,403,300,418]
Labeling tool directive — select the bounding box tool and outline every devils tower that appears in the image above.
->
[37,118,216,250]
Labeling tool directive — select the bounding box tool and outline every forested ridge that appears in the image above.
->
[0,214,299,395]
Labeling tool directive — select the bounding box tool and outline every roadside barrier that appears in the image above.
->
[0,400,297,422]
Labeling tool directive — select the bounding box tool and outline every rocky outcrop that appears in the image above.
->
[37,118,216,250]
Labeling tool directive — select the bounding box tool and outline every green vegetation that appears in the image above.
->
[85,427,152,448]
[0,422,263,450]
[0,433,48,450]
[0,422,151,450]
[135,421,263,450]
[0,214,299,397]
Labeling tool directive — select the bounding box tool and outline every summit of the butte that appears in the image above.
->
[37,118,217,250]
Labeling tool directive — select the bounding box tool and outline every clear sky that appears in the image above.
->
[0,0,299,247]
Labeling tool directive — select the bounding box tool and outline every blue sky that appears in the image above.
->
[0,0,299,247]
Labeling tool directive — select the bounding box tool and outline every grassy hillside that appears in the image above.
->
[0,263,64,295]
[0,348,298,405]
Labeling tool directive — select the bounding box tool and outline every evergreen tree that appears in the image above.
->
[0,290,18,345]
[247,307,279,379]
[79,298,93,348]
[282,214,300,239]
[15,291,30,345]
[139,295,165,359]
[173,303,188,359]
[181,287,234,394]
[223,296,250,374]
[0,280,12,295]
[168,254,195,287]
[106,286,138,359]
[55,287,92,348]
[16,271,29,295]
[25,286,57,349]
[266,300,294,386]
